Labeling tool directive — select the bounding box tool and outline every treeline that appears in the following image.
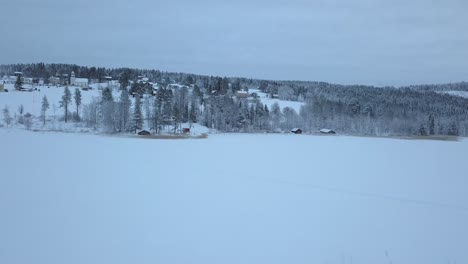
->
[2,63,468,136]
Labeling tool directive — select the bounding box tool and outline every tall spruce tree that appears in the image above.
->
[15,76,22,90]
[60,87,72,123]
[101,87,115,132]
[41,96,50,126]
[118,88,131,132]
[74,88,82,121]
[133,95,143,133]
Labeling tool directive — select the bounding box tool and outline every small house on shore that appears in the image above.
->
[137,130,151,136]
[320,129,336,134]
[291,128,302,134]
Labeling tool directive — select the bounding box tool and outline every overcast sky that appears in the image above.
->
[1,0,467,86]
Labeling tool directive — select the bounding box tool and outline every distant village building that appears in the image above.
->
[49,72,72,86]
[235,90,250,98]
[168,83,188,90]
[22,77,33,84]
[49,73,61,86]
[70,71,89,88]
[291,128,302,134]
[320,129,336,134]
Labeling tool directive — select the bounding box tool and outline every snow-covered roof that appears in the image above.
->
[291,128,301,132]
[320,129,333,133]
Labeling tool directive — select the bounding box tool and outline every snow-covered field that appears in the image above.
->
[1,129,467,264]
[250,89,304,113]
[0,83,100,117]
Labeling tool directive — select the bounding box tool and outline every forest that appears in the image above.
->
[1,63,467,136]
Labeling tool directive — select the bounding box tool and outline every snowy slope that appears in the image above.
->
[0,84,101,117]
[250,89,304,113]
[1,130,467,264]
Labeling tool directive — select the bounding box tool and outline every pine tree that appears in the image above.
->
[151,97,160,134]
[60,87,72,123]
[133,95,143,133]
[2,105,12,126]
[118,88,131,132]
[119,69,131,90]
[448,122,458,136]
[74,88,82,121]
[189,100,197,123]
[428,114,435,135]
[101,87,115,132]
[41,96,50,126]
[15,76,22,90]
[173,102,181,133]
[419,124,427,136]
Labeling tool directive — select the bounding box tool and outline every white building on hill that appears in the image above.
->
[70,71,89,88]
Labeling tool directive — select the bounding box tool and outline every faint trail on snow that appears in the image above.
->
[254,175,468,213]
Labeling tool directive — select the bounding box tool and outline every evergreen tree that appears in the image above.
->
[41,96,50,126]
[189,100,197,123]
[428,114,435,135]
[119,69,131,89]
[59,87,72,123]
[448,122,458,136]
[101,87,115,132]
[151,97,161,134]
[117,88,131,132]
[2,105,12,126]
[74,88,82,121]
[173,103,181,133]
[419,124,427,136]
[132,95,143,133]
[15,76,22,90]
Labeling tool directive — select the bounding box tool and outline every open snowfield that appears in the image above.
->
[0,84,101,117]
[1,129,467,264]
[250,88,304,113]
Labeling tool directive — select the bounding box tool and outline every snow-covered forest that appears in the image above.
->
[1,63,468,136]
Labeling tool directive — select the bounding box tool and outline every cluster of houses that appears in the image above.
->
[48,71,115,88]
[1,71,121,91]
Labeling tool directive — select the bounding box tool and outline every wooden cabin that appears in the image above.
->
[291,128,302,134]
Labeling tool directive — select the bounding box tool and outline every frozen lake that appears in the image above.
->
[1,130,467,264]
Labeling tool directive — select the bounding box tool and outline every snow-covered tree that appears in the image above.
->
[74,88,82,121]
[101,87,115,132]
[41,96,50,126]
[132,95,143,133]
[15,76,22,90]
[116,88,131,132]
[2,105,12,126]
[60,87,72,123]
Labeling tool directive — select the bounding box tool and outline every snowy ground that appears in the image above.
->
[250,89,304,113]
[1,129,467,264]
[0,83,101,117]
